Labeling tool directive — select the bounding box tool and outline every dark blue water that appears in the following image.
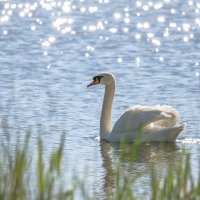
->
[0,0,200,197]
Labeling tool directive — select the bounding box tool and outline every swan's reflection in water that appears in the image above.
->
[100,141,183,199]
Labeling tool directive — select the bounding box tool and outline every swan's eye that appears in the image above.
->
[93,75,104,83]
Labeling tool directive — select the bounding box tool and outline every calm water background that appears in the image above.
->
[0,0,200,198]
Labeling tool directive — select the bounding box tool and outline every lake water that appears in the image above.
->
[0,0,200,198]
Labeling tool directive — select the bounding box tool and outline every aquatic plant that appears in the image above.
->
[0,129,199,200]
[113,144,200,200]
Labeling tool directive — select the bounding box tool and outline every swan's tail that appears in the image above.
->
[179,123,186,131]
[169,124,185,141]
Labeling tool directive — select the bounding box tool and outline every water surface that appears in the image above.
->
[0,0,200,197]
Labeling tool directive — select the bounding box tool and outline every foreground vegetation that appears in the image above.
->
[0,130,200,200]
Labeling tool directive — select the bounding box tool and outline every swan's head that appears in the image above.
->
[87,72,115,87]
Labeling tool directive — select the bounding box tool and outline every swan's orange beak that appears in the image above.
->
[87,79,100,87]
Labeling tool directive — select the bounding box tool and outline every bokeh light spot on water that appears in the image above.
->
[163,28,169,37]
[113,12,121,20]
[152,39,161,46]
[3,30,8,35]
[136,57,140,66]
[41,37,56,48]
[135,33,142,40]
[88,25,97,32]
[48,36,56,43]
[154,3,163,10]
[80,7,86,13]
[47,64,51,69]
[4,3,10,9]
[170,8,176,14]
[143,5,150,11]
[137,23,143,29]
[61,26,72,34]
[97,21,104,30]
[136,1,142,8]
[0,15,9,23]
[195,9,199,14]
[143,22,150,29]
[147,33,154,38]
[86,45,95,52]
[183,36,189,42]
[7,10,13,16]
[124,7,129,12]
[117,57,123,63]
[62,2,71,13]
[159,56,164,62]
[82,26,87,31]
[195,18,200,26]
[169,22,177,28]
[30,25,36,31]
[157,16,165,23]
[52,17,74,31]
[109,28,118,33]
[188,0,194,6]
[136,12,141,17]
[123,27,129,33]
[43,51,48,56]
[88,6,98,13]
[182,23,190,32]
[124,18,130,24]
[98,0,110,3]
[85,52,90,57]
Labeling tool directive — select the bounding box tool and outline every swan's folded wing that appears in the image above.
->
[112,105,180,134]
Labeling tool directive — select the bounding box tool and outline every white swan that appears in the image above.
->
[87,72,185,142]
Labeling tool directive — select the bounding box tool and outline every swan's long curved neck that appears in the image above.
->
[100,82,115,139]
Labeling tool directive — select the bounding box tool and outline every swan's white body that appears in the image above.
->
[87,72,184,142]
